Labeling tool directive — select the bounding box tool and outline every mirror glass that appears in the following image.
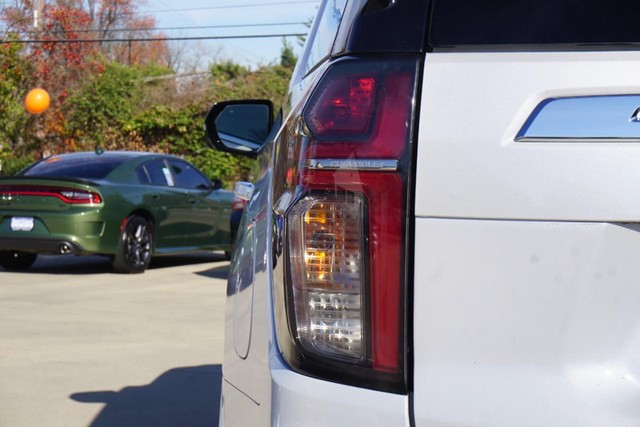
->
[215,104,270,152]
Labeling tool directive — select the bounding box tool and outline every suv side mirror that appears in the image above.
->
[204,100,274,158]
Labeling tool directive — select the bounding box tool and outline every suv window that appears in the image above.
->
[430,0,640,48]
[295,0,348,78]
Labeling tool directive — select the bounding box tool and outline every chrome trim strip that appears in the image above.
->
[305,159,399,171]
[515,136,640,143]
[517,95,640,141]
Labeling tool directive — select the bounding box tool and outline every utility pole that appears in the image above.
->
[32,0,48,159]
[34,0,44,31]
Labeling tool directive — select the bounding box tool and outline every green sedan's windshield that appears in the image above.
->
[21,155,128,180]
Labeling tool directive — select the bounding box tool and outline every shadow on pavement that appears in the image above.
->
[196,264,230,280]
[151,252,227,269]
[4,252,228,275]
[70,364,221,427]
[26,255,114,274]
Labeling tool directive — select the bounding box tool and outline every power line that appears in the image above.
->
[4,21,308,36]
[137,1,319,14]
[1,2,320,28]
[153,0,213,40]
[1,33,307,44]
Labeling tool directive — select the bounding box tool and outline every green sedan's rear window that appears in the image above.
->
[22,155,128,180]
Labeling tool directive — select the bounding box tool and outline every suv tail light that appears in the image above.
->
[276,56,419,393]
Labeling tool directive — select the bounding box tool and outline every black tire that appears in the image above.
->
[0,251,37,271]
[112,216,153,274]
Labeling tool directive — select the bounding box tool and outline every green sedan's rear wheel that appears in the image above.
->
[112,215,153,274]
[0,251,37,271]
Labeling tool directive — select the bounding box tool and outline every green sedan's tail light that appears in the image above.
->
[0,186,102,205]
[58,190,102,204]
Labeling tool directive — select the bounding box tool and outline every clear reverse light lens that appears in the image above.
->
[288,193,366,360]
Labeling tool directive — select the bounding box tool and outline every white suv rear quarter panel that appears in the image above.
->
[416,52,640,221]
[413,218,640,426]
[269,358,409,426]
[413,51,640,426]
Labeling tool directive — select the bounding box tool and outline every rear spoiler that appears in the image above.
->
[0,176,101,187]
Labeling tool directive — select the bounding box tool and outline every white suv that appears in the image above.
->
[205,0,640,425]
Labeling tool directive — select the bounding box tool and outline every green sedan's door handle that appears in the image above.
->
[152,194,160,200]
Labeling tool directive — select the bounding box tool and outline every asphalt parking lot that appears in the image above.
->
[0,253,229,427]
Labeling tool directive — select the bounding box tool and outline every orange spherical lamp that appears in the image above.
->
[25,88,50,114]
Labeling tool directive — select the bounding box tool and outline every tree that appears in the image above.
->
[210,60,248,82]
[0,0,169,155]
[65,62,143,149]
[0,35,32,150]
[0,4,298,184]
[1,0,167,67]
[280,38,297,69]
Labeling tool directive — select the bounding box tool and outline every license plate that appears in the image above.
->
[11,217,34,231]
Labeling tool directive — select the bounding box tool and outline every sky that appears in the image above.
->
[137,0,321,70]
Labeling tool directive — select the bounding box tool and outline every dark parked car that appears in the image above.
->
[228,181,252,252]
[0,151,234,273]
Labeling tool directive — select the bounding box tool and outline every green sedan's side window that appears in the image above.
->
[137,160,171,187]
[136,166,151,184]
[167,159,210,190]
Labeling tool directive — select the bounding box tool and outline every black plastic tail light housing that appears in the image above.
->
[273,56,419,394]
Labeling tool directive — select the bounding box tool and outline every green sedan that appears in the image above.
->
[0,151,234,273]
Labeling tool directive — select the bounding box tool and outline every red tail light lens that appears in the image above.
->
[277,56,419,393]
[0,186,102,205]
[306,76,377,136]
[59,190,102,204]
[232,197,247,211]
